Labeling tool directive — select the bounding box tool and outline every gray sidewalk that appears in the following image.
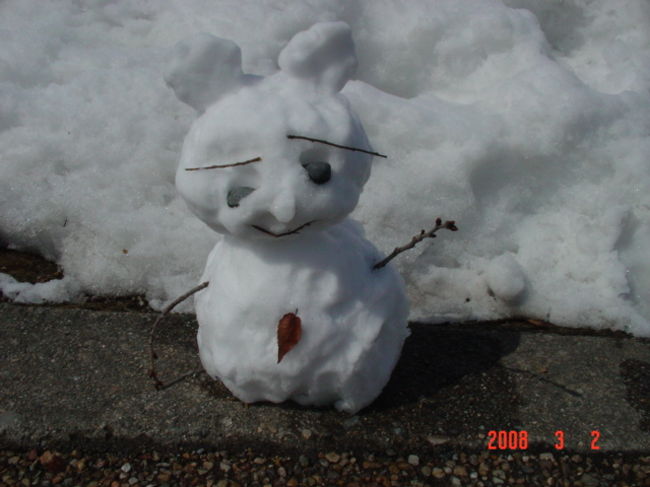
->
[1,302,648,454]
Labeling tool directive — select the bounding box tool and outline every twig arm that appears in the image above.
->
[148,281,209,390]
[373,218,457,270]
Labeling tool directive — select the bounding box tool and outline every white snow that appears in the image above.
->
[1,0,649,337]
[171,23,408,412]
[487,253,526,303]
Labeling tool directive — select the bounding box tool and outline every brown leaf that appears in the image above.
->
[277,311,302,363]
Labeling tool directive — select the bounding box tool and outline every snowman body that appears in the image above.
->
[196,221,408,413]
[166,22,409,413]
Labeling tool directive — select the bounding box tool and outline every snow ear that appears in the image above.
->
[164,33,253,113]
[278,21,357,93]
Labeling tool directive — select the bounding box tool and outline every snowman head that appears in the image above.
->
[166,22,376,239]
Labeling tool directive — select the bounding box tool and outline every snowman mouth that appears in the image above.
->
[251,221,314,238]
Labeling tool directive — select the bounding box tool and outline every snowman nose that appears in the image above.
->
[270,191,296,223]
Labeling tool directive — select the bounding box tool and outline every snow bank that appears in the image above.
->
[1,0,649,336]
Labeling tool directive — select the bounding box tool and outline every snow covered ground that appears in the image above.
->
[1,0,649,336]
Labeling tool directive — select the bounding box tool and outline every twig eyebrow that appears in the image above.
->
[185,156,262,171]
[287,134,387,158]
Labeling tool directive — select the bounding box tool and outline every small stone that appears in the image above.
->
[39,451,66,474]
[493,469,506,479]
[539,453,554,462]
[203,461,214,470]
[8,456,20,465]
[217,481,240,487]
[301,429,312,439]
[432,467,445,479]
[478,462,490,476]
[426,435,450,446]
[408,455,419,466]
[580,473,599,487]
[493,477,504,485]
[128,478,138,485]
[253,457,265,465]
[121,463,132,473]
[298,455,309,467]
[226,186,255,208]
[450,476,462,486]
[325,452,340,463]
[453,465,468,477]
[278,467,287,477]
[219,461,231,472]
[421,466,432,477]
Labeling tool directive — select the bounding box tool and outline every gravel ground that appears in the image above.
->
[1,447,649,487]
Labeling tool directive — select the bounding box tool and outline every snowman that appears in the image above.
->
[165,22,409,414]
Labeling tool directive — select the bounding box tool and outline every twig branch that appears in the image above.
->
[154,368,205,390]
[148,281,209,390]
[287,134,387,158]
[373,218,458,270]
[251,220,314,238]
[185,157,262,171]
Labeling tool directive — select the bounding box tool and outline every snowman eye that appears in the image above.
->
[302,161,331,185]
[227,186,255,208]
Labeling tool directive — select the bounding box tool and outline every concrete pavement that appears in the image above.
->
[1,302,648,454]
